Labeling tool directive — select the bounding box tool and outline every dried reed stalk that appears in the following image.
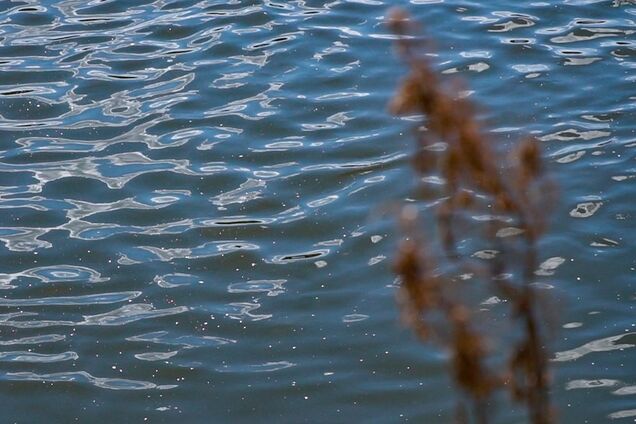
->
[389,9,557,424]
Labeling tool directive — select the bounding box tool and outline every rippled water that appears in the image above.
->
[0,0,634,422]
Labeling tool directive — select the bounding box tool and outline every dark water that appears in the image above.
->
[0,0,634,422]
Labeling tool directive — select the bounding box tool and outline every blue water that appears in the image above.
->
[0,0,634,422]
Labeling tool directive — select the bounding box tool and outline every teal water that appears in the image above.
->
[0,1,634,422]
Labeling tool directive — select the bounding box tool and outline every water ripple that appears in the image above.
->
[554,332,636,362]
[0,0,633,421]
[2,371,172,390]
[0,291,140,307]
[127,331,236,349]
[0,350,77,363]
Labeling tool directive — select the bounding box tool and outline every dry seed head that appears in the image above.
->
[389,10,554,424]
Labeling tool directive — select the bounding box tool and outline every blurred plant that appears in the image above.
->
[388,9,557,424]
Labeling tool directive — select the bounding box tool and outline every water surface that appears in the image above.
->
[0,0,635,422]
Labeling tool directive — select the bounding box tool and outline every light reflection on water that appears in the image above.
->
[0,0,634,422]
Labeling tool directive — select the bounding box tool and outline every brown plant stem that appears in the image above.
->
[388,8,556,424]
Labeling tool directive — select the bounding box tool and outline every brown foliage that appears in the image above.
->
[389,9,557,424]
